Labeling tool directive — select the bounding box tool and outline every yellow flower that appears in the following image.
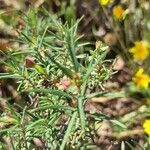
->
[99,0,111,6]
[129,41,149,61]
[132,68,150,89]
[113,5,125,20]
[143,119,150,136]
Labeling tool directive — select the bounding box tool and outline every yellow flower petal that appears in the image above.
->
[135,68,144,76]
[143,119,150,135]
[113,5,125,20]
[129,41,149,61]
[99,0,112,6]
[132,68,150,89]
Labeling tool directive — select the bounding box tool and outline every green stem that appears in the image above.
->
[60,111,77,150]
[78,96,86,130]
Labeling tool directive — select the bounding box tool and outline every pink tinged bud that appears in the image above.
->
[61,77,71,90]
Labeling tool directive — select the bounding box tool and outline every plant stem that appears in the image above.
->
[78,96,86,130]
[60,111,77,150]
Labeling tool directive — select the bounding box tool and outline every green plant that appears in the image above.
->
[0,9,126,149]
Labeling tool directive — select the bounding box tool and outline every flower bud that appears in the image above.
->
[24,56,35,68]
